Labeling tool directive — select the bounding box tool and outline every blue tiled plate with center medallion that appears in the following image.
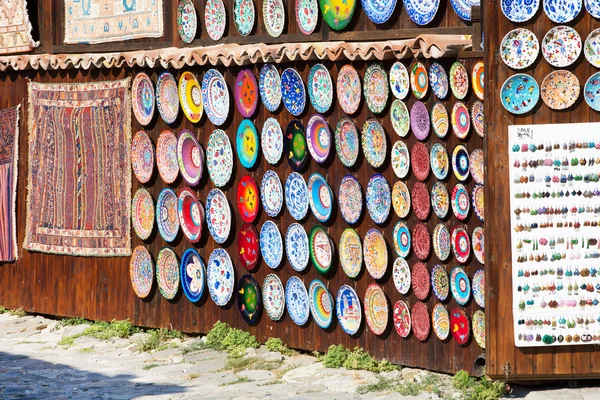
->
[366,174,391,225]
[286,223,310,272]
[403,0,440,25]
[285,172,309,221]
[362,0,397,23]
[286,276,310,326]
[180,248,206,303]
[260,220,283,269]
[501,0,540,22]
[281,68,306,116]
[543,0,581,23]
[450,0,479,20]
[429,62,448,99]
[337,285,362,335]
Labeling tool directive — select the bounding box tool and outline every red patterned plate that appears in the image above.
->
[393,300,411,338]
[412,262,430,300]
[157,130,179,184]
[238,222,259,271]
[411,181,430,221]
[364,284,389,336]
[449,307,470,345]
[131,131,154,184]
[412,301,430,341]
[451,226,471,264]
[412,222,431,261]
[411,142,430,181]
[237,176,260,223]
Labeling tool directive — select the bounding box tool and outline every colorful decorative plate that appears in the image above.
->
[364,63,389,114]
[262,117,284,165]
[296,0,319,34]
[207,248,235,306]
[156,188,180,242]
[179,72,203,123]
[391,99,410,137]
[157,247,180,300]
[450,266,471,306]
[235,69,259,118]
[361,119,387,168]
[452,226,470,264]
[205,0,226,40]
[130,246,154,299]
[309,225,334,274]
[206,188,231,244]
[392,181,411,219]
[285,172,309,221]
[543,26,581,68]
[337,65,361,115]
[338,175,363,225]
[131,131,154,184]
[181,248,205,303]
[587,0,600,18]
[544,0,581,23]
[431,102,449,138]
[261,170,283,217]
[412,222,431,261]
[471,101,484,137]
[364,228,388,279]
[259,64,282,112]
[404,0,440,25]
[156,72,179,124]
[585,72,600,111]
[392,257,411,294]
[472,269,485,308]
[335,117,360,167]
[202,69,230,126]
[500,74,540,114]
[450,0,477,20]
[472,310,485,348]
[362,0,396,23]
[449,62,469,100]
[308,64,333,113]
[433,224,451,262]
[309,280,334,329]
[452,145,470,181]
[431,181,450,219]
[502,0,539,22]
[364,284,389,335]
[308,173,333,222]
[157,130,179,184]
[469,149,484,185]
[391,141,410,179]
[286,120,309,171]
[393,300,411,338]
[393,221,411,258]
[501,28,540,70]
[132,73,155,126]
[320,0,357,30]
[366,174,391,224]
[451,184,470,220]
[429,63,448,99]
[451,102,471,139]
[541,70,580,110]
[281,68,306,116]
[178,188,203,243]
[431,264,449,301]
[410,61,429,99]
[263,274,285,321]
[237,175,259,223]
[412,301,430,341]
[339,228,363,278]
[472,227,484,265]
[389,61,410,100]
[432,303,450,340]
[337,285,362,335]
[472,60,484,101]
[472,184,484,222]
[449,307,470,345]
[236,119,259,169]
[286,276,310,326]
[411,142,430,181]
[238,223,259,271]
[263,0,286,37]
[234,0,255,36]
[412,262,431,301]
[411,181,430,221]
[307,114,332,163]
[260,220,283,269]
[430,143,449,180]
[206,129,233,187]
[238,274,262,325]
[177,129,204,186]
[411,101,430,140]
[286,223,310,272]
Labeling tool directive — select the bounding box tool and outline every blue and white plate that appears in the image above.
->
[308,64,333,113]
[285,172,309,221]
[202,69,230,126]
[389,62,410,100]
[281,68,306,116]
[450,0,479,20]
[309,279,334,329]
[429,63,448,100]
[181,248,206,303]
[502,0,540,22]
[336,285,362,335]
[205,188,231,244]
[260,220,283,269]
[362,0,397,23]
[366,174,391,225]
[587,0,600,18]
[585,72,600,111]
[403,0,440,25]
[286,223,310,272]
[393,221,411,258]
[207,248,235,306]
[544,0,581,23]
[261,170,283,218]
[261,118,283,165]
[286,276,310,326]
[259,64,282,112]
[500,74,540,115]
[450,266,471,306]
[308,173,333,223]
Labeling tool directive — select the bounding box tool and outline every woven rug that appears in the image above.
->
[0,105,20,261]
[24,79,132,257]
[64,0,164,44]
[0,0,38,54]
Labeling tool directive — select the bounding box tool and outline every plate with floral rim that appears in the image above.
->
[429,62,448,100]
[541,70,580,110]
[206,188,231,244]
[202,69,230,126]
[404,0,440,25]
[261,170,283,218]
[364,284,389,336]
[335,116,360,167]
[361,118,387,168]
[130,246,154,299]
[391,140,410,179]
[156,72,179,125]
[389,61,410,100]
[157,248,180,300]
[259,64,282,112]
[234,0,255,36]
[337,65,361,114]
[364,63,389,114]
[131,130,154,184]
[449,61,469,100]
[286,276,310,326]
[207,248,235,306]
[410,61,428,99]
[181,248,206,303]
[431,263,449,301]
[431,102,449,138]
[450,0,478,20]
[206,129,233,187]
[362,0,397,23]
[451,183,470,221]
[260,220,283,269]
[263,274,285,321]
[542,26,581,68]
[338,175,363,225]
[308,64,333,113]
[431,181,450,219]
[339,228,363,278]
[263,0,285,37]
[296,0,319,35]
[132,188,155,241]
[281,68,306,116]
[391,99,410,137]
[502,0,540,22]
[178,0,198,43]
[156,189,179,242]
[393,300,411,338]
[205,0,226,41]
[393,221,411,258]
[364,228,388,279]
[157,130,179,184]
[366,174,391,225]
[262,117,284,165]
[392,257,411,295]
[131,73,155,126]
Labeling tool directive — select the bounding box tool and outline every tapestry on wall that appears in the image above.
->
[0,0,38,54]
[0,105,20,262]
[24,79,132,257]
[64,0,164,44]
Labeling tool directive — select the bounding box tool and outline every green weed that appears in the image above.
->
[9,308,26,317]
[137,328,183,352]
[202,321,259,357]
[257,380,283,386]
[219,376,253,386]
[142,363,160,370]
[265,338,292,356]
[321,345,397,373]
[78,347,95,354]
[59,319,140,347]
[57,317,90,328]
[356,377,395,395]
[225,356,283,373]
[452,370,507,400]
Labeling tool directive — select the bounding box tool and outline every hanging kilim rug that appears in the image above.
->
[64,0,164,44]
[0,0,38,54]
[24,79,132,257]
[0,105,20,262]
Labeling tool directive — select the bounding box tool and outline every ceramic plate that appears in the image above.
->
[430,143,449,180]
[544,0,581,23]
[451,102,470,139]
[337,65,361,114]
[309,226,334,274]
[431,303,450,340]
[237,120,259,169]
[234,0,255,36]
[500,74,540,114]
[262,117,284,165]
[431,264,449,301]
[451,183,470,220]
[431,181,450,219]
[286,120,309,171]
[411,181,430,221]
[206,129,233,187]
[362,0,397,23]
[320,0,357,30]
[389,61,410,100]
[411,101,430,140]
[156,188,180,242]
[263,274,285,321]
[412,262,431,300]
[364,63,389,114]
[156,72,179,124]
[132,73,155,126]
[235,69,259,118]
[130,246,154,299]
[207,248,235,306]
[471,101,484,137]
[541,70,580,110]
[450,62,469,100]
[181,248,205,303]
[502,0,539,22]
[281,68,306,116]
[308,64,333,113]
[157,130,179,184]
[500,28,540,70]
[338,175,363,224]
[264,0,286,37]
[472,269,485,308]
[391,99,410,137]
[366,174,391,224]
[450,266,471,306]
[238,274,261,325]
[260,220,283,269]
[339,228,363,278]
[285,172,309,221]
[391,181,410,219]
[337,285,362,335]
[472,61,484,100]
[308,173,333,222]
[429,63,448,99]
[404,0,440,25]
[585,72,600,110]
[237,175,260,223]
[452,226,470,264]
[206,188,231,244]
[362,119,387,168]
[259,64,282,112]
[286,223,310,272]
[412,222,431,261]
[238,223,259,270]
[178,129,204,186]
[449,307,470,345]
[131,130,155,184]
[450,0,478,20]
[433,223,451,262]
[335,116,360,167]
[286,276,310,326]
[205,0,226,40]
[261,170,283,218]
[296,0,319,34]
[178,188,203,243]
[309,280,334,330]
[364,284,388,335]
[179,71,203,124]
[157,248,180,300]
[472,227,484,265]
[431,102,449,138]
[364,228,388,279]
[202,69,230,126]
[391,140,410,179]
[469,149,484,184]
[392,257,411,294]
[543,26,581,68]
[411,142,430,181]
[472,184,484,222]
[412,301,430,341]
[411,61,429,99]
[587,0,600,18]
[393,300,411,338]
[452,144,470,181]
[307,114,332,163]
[472,310,485,348]
[393,221,411,258]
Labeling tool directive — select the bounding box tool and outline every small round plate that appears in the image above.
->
[362,119,387,168]
[393,300,411,338]
[285,120,309,171]
[451,183,470,220]
[500,74,540,114]
[308,173,333,222]
[131,131,155,184]
[157,248,180,300]
[392,181,410,219]
[337,285,362,335]
[472,60,484,101]
[432,223,451,262]
[450,266,471,306]
[544,0,581,23]
[320,0,357,30]
[237,175,260,223]
[234,0,255,36]
[411,181,430,221]
[502,0,539,22]
[450,62,469,100]
[130,246,154,299]
[156,72,179,125]
[412,222,431,261]
[391,99,410,137]
[452,225,471,264]
[281,68,306,116]
[206,188,231,244]
[337,65,361,115]
[307,114,332,163]
[308,64,334,113]
[451,102,471,139]
[431,181,450,219]
[181,248,205,303]
[263,274,285,321]
[207,248,235,306]
[472,184,484,222]
[179,72,203,123]
[339,228,363,278]
[412,301,430,341]
[404,0,440,25]
[585,72,600,111]
[391,140,410,179]
[262,117,284,165]
[471,101,484,137]
[364,63,389,114]
[587,0,600,18]
[410,61,429,99]
[235,69,259,118]
[335,117,360,167]
[309,225,334,274]
[472,310,485,348]
[263,0,286,37]
[393,221,411,258]
[286,223,310,272]
[431,102,449,138]
[286,276,310,326]
[202,69,230,126]
[132,73,155,126]
[338,175,363,225]
[430,143,449,180]
[157,130,179,184]
[238,274,262,325]
[177,129,204,186]
[431,264,449,301]
[362,0,397,23]
[432,303,450,340]
[450,0,475,20]
[178,188,203,243]
[390,61,410,100]
[205,0,226,40]
[366,174,391,224]
[469,149,484,185]
[156,188,180,242]
[412,262,430,301]
[429,62,448,100]
[261,170,283,218]
[296,0,319,35]
[543,26,582,68]
[501,28,540,70]
[364,284,389,335]
[237,120,259,170]
[238,223,259,271]
[472,227,485,265]
[392,257,411,294]
[364,228,388,279]
[452,144,470,181]
[285,172,309,221]
[259,64,282,112]
[309,279,334,329]
[411,101,430,141]
[411,142,430,181]
[449,307,470,345]
[472,269,485,309]
[206,129,233,187]
[541,70,580,110]
[260,220,283,269]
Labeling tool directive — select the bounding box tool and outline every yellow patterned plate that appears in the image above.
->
[179,71,203,123]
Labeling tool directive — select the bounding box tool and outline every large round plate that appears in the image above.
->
[502,0,539,22]
[338,175,363,225]
[237,119,259,169]
[450,266,471,306]
[156,188,180,242]
[130,246,154,299]
[472,184,484,222]
[237,175,259,223]
[469,149,484,184]
[263,0,286,37]
[259,64,282,112]
[450,62,469,100]
[392,181,410,219]
[432,223,451,262]
[307,114,332,163]
[337,285,362,335]
[286,276,310,326]
[587,0,600,18]
[501,28,539,70]
[235,70,259,118]
[308,173,333,222]
[585,72,600,111]
[296,0,319,35]
[260,220,283,269]
[364,63,389,114]
[389,61,410,100]
[285,172,309,221]
[281,68,306,116]
[362,119,387,168]
[234,0,255,36]
[392,257,411,294]
[431,264,449,301]
[238,223,259,271]
[431,102,449,138]
[452,145,470,181]
[157,248,180,300]
[131,131,154,184]
[309,279,334,329]
[238,274,261,325]
[178,188,203,243]
[429,62,448,99]
[337,65,361,115]
[205,0,226,40]
[286,223,310,272]
[206,129,233,187]
[202,69,230,126]
[319,0,357,30]
[472,227,484,265]
[391,99,410,137]
[261,170,283,218]
[339,228,363,278]
[393,300,411,338]
[452,226,471,264]
[391,141,410,179]
[207,248,235,306]
[430,143,449,180]
[285,120,309,171]
[544,0,581,23]
[412,222,430,261]
[404,0,440,25]
[471,101,484,137]
[157,130,179,184]
[431,181,450,219]
[451,102,471,139]
[472,60,484,101]
[412,301,430,341]
[308,64,333,113]
[156,72,179,124]
[366,174,391,224]
[206,188,231,244]
[393,221,411,258]
[410,61,428,99]
[179,72,203,123]
[335,117,360,167]
[472,310,485,348]
[431,303,450,340]
[364,228,388,279]
[262,118,284,165]
[181,248,205,303]
[449,307,470,345]
[411,101,430,140]
[177,130,204,186]
[450,0,477,20]
[411,142,430,181]
[132,73,155,126]
[263,274,285,321]
[543,26,581,68]
[541,70,580,110]
[412,262,430,301]
[309,225,334,274]
[411,181,430,221]
[362,0,396,23]
[451,183,470,220]
[472,269,485,308]
[500,74,540,114]
[364,284,389,335]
